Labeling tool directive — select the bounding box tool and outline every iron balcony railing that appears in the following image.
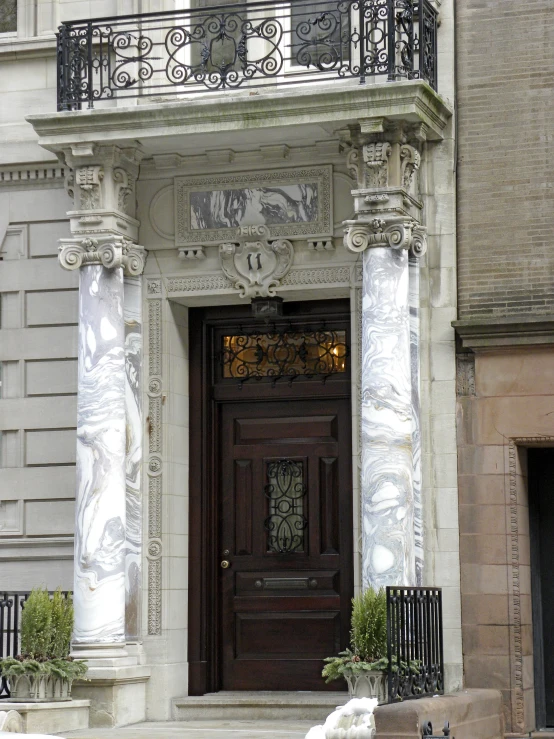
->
[386,586,444,702]
[56,0,438,111]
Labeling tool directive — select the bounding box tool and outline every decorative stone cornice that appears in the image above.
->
[453,315,554,350]
[58,236,147,276]
[344,217,427,258]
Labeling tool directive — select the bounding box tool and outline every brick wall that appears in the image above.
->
[456,0,554,318]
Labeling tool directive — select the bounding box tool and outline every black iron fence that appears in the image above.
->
[0,591,70,699]
[57,0,438,111]
[0,593,29,699]
[387,586,444,702]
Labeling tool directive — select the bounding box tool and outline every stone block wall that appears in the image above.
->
[0,183,76,588]
[455,347,554,732]
[456,0,554,318]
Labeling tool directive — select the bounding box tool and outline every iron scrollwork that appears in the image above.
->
[221,327,348,387]
[264,460,308,554]
[56,0,438,111]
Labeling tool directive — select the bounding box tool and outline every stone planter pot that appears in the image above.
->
[345,671,387,703]
[8,674,72,702]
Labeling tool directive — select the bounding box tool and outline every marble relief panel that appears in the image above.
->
[175,166,332,246]
[190,183,319,230]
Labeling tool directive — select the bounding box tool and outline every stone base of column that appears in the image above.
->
[71,644,151,728]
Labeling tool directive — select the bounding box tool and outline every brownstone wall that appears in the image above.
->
[456,347,554,732]
[456,0,554,318]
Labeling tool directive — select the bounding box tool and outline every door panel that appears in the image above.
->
[530,449,554,727]
[220,399,352,690]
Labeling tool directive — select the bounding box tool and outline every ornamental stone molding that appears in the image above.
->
[343,217,427,258]
[219,225,294,298]
[58,236,147,276]
[345,122,423,203]
[61,142,143,241]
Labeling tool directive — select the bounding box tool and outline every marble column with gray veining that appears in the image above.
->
[361,246,415,589]
[124,276,142,642]
[409,256,423,585]
[59,236,146,652]
[75,264,127,646]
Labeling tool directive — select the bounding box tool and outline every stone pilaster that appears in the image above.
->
[344,123,427,590]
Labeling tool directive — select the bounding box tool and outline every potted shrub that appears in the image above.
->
[322,587,396,702]
[0,588,87,702]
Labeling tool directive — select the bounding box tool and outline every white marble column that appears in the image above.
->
[59,238,146,653]
[345,218,426,590]
[361,245,414,588]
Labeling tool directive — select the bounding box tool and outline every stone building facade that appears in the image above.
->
[454,0,554,732]
[0,0,496,729]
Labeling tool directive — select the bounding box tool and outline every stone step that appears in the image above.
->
[172,691,348,721]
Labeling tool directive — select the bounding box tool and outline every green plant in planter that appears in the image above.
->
[322,588,419,690]
[0,587,87,700]
[323,587,388,683]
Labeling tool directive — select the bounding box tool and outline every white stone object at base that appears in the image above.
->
[0,700,90,735]
[0,710,23,733]
[306,697,378,739]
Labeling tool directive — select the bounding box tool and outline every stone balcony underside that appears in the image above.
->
[28,80,451,157]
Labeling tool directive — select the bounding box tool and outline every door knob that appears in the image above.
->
[220,560,231,569]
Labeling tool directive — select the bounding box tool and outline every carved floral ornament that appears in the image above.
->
[343,217,427,258]
[346,141,421,194]
[58,236,147,276]
[219,225,294,299]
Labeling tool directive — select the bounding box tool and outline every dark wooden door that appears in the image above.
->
[219,398,352,690]
[530,449,554,727]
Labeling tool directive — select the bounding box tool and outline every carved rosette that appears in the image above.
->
[219,225,294,298]
[58,237,147,276]
[343,218,427,258]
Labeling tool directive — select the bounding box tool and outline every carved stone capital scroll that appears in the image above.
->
[344,217,427,258]
[219,225,294,298]
[58,236,147,276]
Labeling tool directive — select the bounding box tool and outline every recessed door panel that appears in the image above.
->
[220,399,352,690]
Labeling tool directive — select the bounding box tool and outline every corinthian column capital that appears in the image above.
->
[344,217,427,258]
[58,236,147,276]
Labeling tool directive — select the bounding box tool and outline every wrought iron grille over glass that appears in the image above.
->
[264,459,308,554]
[222,328,348,386]
[386,586,444,702]
[57,0,438,111]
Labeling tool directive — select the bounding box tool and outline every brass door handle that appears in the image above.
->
[220,560,231,569]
